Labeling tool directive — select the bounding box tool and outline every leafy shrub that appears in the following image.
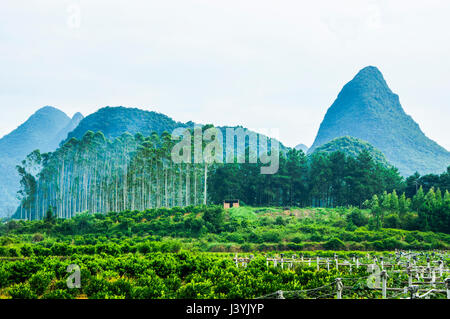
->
[323,238,346,250]
[8,283,38,299]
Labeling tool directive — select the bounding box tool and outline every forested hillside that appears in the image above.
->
[309,66,450,176]
[312,136,389,166]
[65,107,187,142]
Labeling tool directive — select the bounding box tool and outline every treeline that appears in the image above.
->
[209,149,404,207]
[15,130,211,220]
[14,127,450,223]
[365,187,450,233]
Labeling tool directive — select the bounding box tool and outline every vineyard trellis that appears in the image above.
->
[232,250,450,299]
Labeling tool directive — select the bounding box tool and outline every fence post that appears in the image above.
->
[446,278,450,299]
[380,256,384,271]
[281,253,284,269]
[427,267,434,287]
[335,278,343,299]
[381,270,388,299]
[317,257,320,271]
[335,256,339,271]
[235,253,238,268]
[409,285,419,299]
[327,258,330,271]
[356,257,359,269]
[407,267,412,287]
[439,260,443,277]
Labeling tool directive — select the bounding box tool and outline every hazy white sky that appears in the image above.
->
[1,0,449,149]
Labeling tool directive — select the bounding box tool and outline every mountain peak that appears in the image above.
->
[34,106,67,116]
[72,112,84,121]
[337,66,392,102]
[309,68,450,176]
[355,65,383,78]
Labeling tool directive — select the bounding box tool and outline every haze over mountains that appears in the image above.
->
[0,66,449,217]
[0,107,83,216]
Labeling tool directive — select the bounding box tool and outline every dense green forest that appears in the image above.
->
[14,128,450,231]
[15,130,210,220]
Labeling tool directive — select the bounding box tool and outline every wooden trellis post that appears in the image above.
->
[335,278,343,299]
[276,290,285,299]
[381,270,388,299]
[446,278,450,299]
[407,267,412,287]
[316,256,320,271]
[431,269,436,290]
[409,285,419,299]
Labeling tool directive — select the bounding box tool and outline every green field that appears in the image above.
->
[0,205,449,299]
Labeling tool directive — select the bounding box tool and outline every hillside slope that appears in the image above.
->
[309,66,450,176]
[65,106,186,142]
[312,136,390,166]
[0,106,72,216]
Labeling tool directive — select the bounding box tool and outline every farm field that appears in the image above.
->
[1,206,449,299]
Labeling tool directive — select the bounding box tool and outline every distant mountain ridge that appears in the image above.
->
[0,107,83,217]
[65,106,287,154]
[65,106,186,142]
[309,66,450,176]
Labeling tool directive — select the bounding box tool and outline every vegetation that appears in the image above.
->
[309,66,450,176]
[1,205,449,299]
[210,148,403,208]
[312,136,389,166]
[3,206,449,252]
[15,130,210,220]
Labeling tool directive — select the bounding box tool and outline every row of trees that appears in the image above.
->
[15,125,450,224]
[15,130,211,220]
[209,148,404,207]
[366,187,450,233]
